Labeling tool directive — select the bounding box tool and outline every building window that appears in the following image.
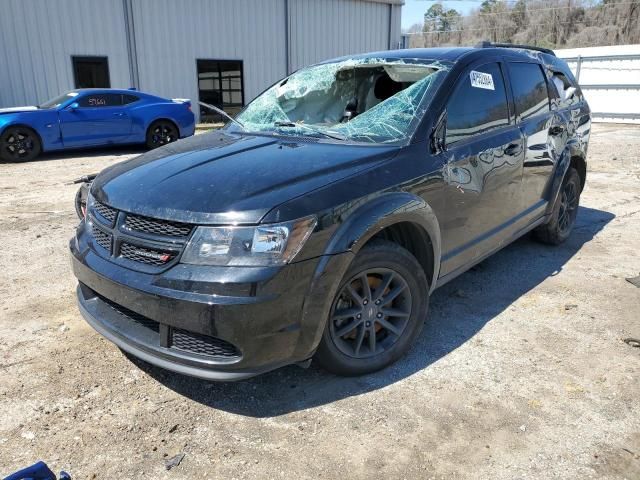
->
[72,56,111,89]
[197,60,244,122]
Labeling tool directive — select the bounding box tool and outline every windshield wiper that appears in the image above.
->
[199,101,246,130]
[274,121,346,141]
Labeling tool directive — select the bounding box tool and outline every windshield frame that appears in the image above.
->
[226,57,452,147]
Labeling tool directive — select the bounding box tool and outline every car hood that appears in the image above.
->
[92,130,399,224]
[0,106,38,114]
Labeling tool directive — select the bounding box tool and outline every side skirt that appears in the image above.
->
[434,213,549,290]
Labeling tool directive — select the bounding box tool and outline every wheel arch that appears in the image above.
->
[322,192,441,292]
[546,146,587,216]
[0,123,45,156]
[145,117,180,136]
[0,122,44,147]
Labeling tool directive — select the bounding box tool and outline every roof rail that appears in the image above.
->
[475,41,556,57]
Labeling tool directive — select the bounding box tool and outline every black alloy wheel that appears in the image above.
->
[0,127,41,162]
[146,121,179,149]
[329,268,412,359]
[315,240,429,376]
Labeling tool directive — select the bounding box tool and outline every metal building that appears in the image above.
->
[0,0,403,120]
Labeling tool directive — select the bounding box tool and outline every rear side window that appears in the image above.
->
[78,93,122,108]
[123,94,139,105]
[509,63,550,120]
[446,62,510,146]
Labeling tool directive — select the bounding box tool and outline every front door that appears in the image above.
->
[59,93,132,147]
[439,61,524,276]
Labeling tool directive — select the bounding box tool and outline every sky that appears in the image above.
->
[401,0,480,30]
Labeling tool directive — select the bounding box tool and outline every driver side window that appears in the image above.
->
[446,63,510,147]
[78,93,122,108]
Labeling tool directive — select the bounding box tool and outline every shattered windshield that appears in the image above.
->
[235,58,448,144]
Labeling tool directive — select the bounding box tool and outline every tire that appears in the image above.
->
[314,240,429,376]
[74,182,90,220]
[145,120,179,149]
[0,126,41,162]
[534,167,581,245]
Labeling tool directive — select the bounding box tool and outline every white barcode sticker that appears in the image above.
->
[470,70,495,90]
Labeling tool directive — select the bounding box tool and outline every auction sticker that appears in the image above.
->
[470,70,495,90]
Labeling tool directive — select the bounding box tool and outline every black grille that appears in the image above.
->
[92,225,112,253]
[120,242,175,266]
[125,214,193,237]
[98,295,160,333]
[93,202,117,225]
[171,328,241,358]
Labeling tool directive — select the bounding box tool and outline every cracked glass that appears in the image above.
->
[234,58,449,144]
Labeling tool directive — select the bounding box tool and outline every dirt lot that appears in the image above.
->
[1,124,639,479]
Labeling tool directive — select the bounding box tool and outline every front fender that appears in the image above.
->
[0,112,61,151]
[292,192,442,360]
[323,192,441,288]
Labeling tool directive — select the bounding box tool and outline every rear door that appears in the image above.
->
[59,93,132,147]
[507,62,564,212]
[440,61,525,276]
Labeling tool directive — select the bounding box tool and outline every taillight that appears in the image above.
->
[187,104,192,112]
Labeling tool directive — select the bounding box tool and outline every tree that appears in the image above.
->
[424,3,462,32]
[422,3,462,46]
[400,0,640,49]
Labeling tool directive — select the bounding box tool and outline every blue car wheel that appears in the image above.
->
[146,120,179,149]
[0,126,41,162]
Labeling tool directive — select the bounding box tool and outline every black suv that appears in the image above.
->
[70,44,590,380]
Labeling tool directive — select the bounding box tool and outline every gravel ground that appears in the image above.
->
[0,124,639,479]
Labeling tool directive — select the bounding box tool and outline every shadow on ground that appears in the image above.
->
[130,206,614,417]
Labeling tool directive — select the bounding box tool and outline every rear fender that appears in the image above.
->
[545,143,586,216]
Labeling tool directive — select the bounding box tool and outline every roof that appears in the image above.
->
[343,46,558,65]
[73,88,140,95]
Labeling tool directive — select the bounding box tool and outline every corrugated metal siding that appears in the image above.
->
[0,0,130,107]
[131,0,287,110]
[0,0,402,113]
[288,0,393,71]
[389,4,403,49]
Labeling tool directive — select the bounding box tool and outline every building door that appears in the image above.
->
[72,56,111,89]
[197,60,244,122]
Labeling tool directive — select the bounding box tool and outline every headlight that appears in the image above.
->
[180,216,317,266]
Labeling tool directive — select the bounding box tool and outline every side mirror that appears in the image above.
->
[68,102,79,111]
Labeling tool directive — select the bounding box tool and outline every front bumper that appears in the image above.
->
[70,233,350,381]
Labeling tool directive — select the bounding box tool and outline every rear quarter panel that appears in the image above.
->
[128,100,195,141]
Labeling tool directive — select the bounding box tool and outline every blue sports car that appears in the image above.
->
[0,88,195,162]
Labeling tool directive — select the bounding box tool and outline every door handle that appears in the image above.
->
[549,125,565,136]
[113,112,125,117]
[504,143,521,156]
